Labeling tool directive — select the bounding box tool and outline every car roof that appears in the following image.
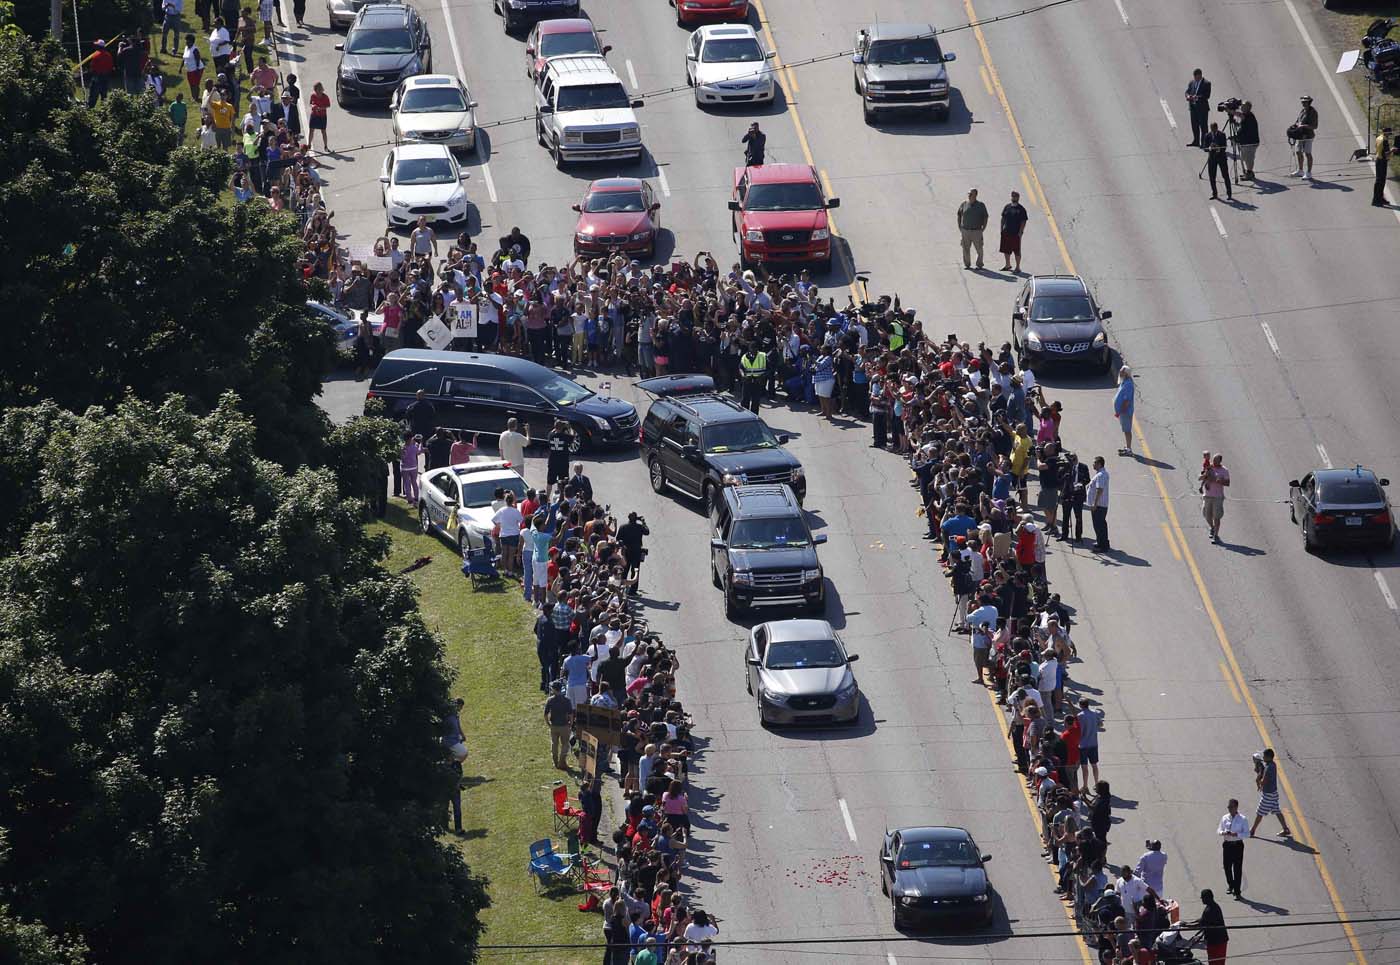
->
[743,162,818,184]
[588,177,645,192]
[545,55,620,82]
[697,23,759,39]
[763,619,836,643]
[1030,275,1089,296]
[895,826,973,843]
[1314,467,1386,496]
[447,461,521,482]
[402,74,461,88]
[659,394,753,422]
[356,4,412,25]
[538,17,594,33]
[864,22,936,41]
[727,484,801,515]
[373,349,568,388]
[393,142,456,161]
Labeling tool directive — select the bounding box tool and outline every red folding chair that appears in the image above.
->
[552,782,584,834]
[575,854,614,911]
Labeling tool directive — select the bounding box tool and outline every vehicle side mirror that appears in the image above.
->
[826,197,841,209]
[571,203,582,212]
[1288,479,1300,488]
[649,203,661,212]
[746,656,760,666]
[765,50,776,59]
[459,171,470,179]
[846,653,859,663]
[980,853,992,862]
[1100,310,1113,320]
[686,52,696,61]
[602,44,613,55]
[880,853,893,864]
[776,433,790,443]
[1012,310,1024,321]
[538,104,554,114]
[1380,478,1390,486]
[445,499,458,512]
[378,175,390,183]
[631,98,644,108]
[710,538,726,550]
[727,200,741,211]
[851,52,864,65]
[525,45,535,55]
[334,43,344,51]
[944,51,957,62]
[682,444,700,459]
[468,100,478,108]
[813,534,828,545]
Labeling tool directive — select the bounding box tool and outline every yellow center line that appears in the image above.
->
[979,63,995,96]
[1220,660,1243,704]
[967,0,1368,958]
[750,0,860,304]
[1161,520,1182,561]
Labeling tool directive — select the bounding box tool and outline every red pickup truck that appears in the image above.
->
[728,163,840,273]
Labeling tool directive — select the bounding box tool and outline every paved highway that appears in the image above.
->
[308,0,1400,960]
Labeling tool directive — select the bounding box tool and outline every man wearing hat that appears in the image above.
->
[1375,126,1394,208]
[86,39,117,106]
[1291,95,1318,179]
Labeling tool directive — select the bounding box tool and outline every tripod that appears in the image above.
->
[1198,114,1242,183]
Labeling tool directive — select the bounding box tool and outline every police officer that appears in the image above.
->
[1204,121,1232,201]
[739,341,767,413]
[1375,127,1393,208]
[546,419,572,490]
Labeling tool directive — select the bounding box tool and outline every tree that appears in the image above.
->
[0,33,338,470]
[0,396,487,964]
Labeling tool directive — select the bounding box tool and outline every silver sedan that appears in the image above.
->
[744,618,861,725]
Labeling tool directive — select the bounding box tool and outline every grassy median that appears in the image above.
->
[369,503,598,964]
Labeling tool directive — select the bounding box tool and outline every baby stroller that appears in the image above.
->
[461,534,502,589]
[1153,925,1204,964]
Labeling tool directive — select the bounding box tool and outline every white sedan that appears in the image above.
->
[392,74,478,153]
[685,24,776,106]
[379,142,470,230]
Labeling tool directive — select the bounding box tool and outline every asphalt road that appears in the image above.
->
[307,0,1400,961]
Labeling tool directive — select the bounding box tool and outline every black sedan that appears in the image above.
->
[1012,274,1113,374]
[1289,467,1395,552]
[878,826,994,930]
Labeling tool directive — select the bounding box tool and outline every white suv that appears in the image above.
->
[534,55,644,168]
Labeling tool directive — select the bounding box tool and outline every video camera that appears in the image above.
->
[1363,19,1400,91]
[1216,97,1243,113]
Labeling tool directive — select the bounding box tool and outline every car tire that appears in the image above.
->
[649,457,667,494]
[862,97,875,124]
[501,9,513,33]
[675,3,685,26]
[1099,350,1113,375]
[1289,502,1296,524]
[419,504,433,535]
[711,559,722,589]
[853,73,861,95]
[891,901,902,931]
[724,582,742,620]
[744,669,752,695]
[880,872,888,896]
[1303,522,1320,554]
[933,105,950,122]
[569,430,587,455]
[701,482,716,515]
[806,592,825,615]
[552,136,566,170]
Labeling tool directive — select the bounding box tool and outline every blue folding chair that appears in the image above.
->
[527,838,576,894]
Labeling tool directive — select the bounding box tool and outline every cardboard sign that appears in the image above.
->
[419,314,452,351]
[574,705,624,746]
[452,301,478,339]
[578,732,600,781]
[347,243,394,273]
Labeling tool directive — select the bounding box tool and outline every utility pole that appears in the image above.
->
[50,0,62,39]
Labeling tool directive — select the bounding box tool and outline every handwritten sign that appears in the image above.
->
[418,314,452,351]
[574,705,623,746]
[578,732,600,780]
[452,301,478,339]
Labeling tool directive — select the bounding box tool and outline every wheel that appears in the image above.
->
[744,669,752,695]
[853,73,860,95]
[568,430,587,455]
[724,582,741,620]
[535,115,546,146]
[1303,522,1319,554]
[701,482,716,514]
[891,900,902,930]
[1099,350,1113,375]
[711,559,722,588]
[932,105,949,122]
[1289,502,1296,524]
[552,136,566,170]
[675,3,685,26]
[862,97,875,124]
[805,591,825,614]
[880,871,888,896]
[457,528,470,557]
[419,504,433,534]
[649,457,667,494]
[501,9,513,32]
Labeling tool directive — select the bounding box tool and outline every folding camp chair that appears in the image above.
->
[552,782,584,834]
[527,838,576,895]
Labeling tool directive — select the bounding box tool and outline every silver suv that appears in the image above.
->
[534,56,644,168]
[851,23,955,123]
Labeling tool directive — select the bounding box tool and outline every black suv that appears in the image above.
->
[639,377,805,510]
[336,3,432,105]
[711,484,826,619]
[496,0,580,34]
[1011,274,1113,374]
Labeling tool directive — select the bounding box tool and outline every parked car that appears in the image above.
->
[366,349,639,451]
[1011,274,1113,374]
[419,459,527,555]
[639,380,805,508]
[572,177,662,259]
[729,163,839,272]
[1288,466,1395,551]
[686,23,775,106]
[526,18,610,79]
[335,2,432,104]
[744,619,860,725]
[535,55,644,168]
[879,827,994,930]
[710,484,825,618]
[392,74,477,153]
[852,22,955,122]
[379,143,470,230]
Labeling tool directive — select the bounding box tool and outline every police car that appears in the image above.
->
[418,459,528,555]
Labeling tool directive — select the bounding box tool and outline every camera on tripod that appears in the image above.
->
[1216,97,1243,113]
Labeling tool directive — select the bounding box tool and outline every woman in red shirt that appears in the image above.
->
[308,81,330,152]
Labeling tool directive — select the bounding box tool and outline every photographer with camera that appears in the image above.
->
[617,512,650,592]
[1230,100,1259,181]
[1204,121,1233,202]
[1289,94,1319,179]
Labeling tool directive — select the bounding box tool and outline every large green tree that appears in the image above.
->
[0,33,339,469]
[0,397,486,964]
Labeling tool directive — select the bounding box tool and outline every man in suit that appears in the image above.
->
[1185,68,1212,147]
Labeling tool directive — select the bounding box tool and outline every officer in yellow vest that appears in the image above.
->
[739,343,767,413]
[887,317,905,352]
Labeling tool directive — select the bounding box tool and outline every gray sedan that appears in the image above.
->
[744,618,860,725]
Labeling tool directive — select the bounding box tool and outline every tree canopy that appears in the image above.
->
[0,396,486,963]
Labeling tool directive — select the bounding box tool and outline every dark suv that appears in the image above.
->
[711,484,826,619]
[1011,274,1113,374]
[497,0,580,34]
[639,378,806,509]
[335,3,432,105]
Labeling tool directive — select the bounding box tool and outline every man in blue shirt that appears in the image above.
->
[939,502,977,559]
[561,646,591,708]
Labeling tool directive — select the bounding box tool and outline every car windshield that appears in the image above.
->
[540,32,600,58]
[584,190,645,213]
[556,83,632,111]
[744,182,825,211]
[729,517,810,549]
[394,157,457,185]
[1318,477,1385,505]
[764,638,844,670]
[399,87,467,113]
[703,38,764,63]
[867,36,942,65]
[1031,294,1094,321]
[346,27,413,54]
[460,476,527,509]
[897,838,980,869]
[535,374,594,406]
[703,421,781,453]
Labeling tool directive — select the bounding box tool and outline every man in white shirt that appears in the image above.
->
[966,599,998,686]
[1218,798,1249,898]
[1135,840,1168,896]
[498,417,529,479]
[1115,865,1149,911]
[208,19,233,70]
[1087,456,1111,551]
